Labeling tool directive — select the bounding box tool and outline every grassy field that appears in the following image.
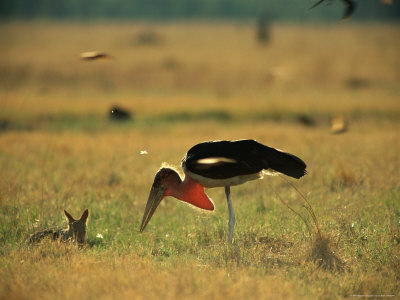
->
[0,21,399,299]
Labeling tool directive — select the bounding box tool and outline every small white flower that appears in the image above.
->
[140,150,148,155]
[96,233,104,239]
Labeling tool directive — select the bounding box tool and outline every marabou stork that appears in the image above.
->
[139,139,307,243]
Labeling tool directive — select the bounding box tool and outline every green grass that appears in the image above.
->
[1,21,400,299]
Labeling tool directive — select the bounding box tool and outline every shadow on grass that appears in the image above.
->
[86,238,105,248]
[0,110,314,132]
[2,109,399,133]
[156,110,232,123]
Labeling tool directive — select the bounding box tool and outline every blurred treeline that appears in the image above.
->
[0,0,399,21]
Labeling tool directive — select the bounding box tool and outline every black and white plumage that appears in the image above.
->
[183,139,306,186]
[140,139,307,243]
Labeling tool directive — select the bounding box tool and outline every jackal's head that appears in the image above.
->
[64,209,89,245]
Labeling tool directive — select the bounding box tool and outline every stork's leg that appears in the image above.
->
[225,185,235,244]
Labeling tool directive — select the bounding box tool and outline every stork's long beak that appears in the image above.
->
[139,185,167,232]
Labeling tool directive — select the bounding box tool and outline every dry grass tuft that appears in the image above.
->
[309,234,344,272]
[333,167,359,189]
[276,175,345,272]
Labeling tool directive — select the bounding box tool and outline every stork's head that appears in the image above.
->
[139,168,182,232]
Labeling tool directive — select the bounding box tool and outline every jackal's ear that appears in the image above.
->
[80,209,89,223]
[64,210,76,223]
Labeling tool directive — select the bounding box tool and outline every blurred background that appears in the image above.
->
[1,0,399,126]
[1,2,400,299]
[0,0,399,20]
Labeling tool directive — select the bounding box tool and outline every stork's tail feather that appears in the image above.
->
[264,148,307,179]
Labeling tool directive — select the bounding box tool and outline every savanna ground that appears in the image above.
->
[0,21,399,299]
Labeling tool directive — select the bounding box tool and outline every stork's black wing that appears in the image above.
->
[184,140,307,180]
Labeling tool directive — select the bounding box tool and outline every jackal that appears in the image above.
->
[29,209,89,245]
